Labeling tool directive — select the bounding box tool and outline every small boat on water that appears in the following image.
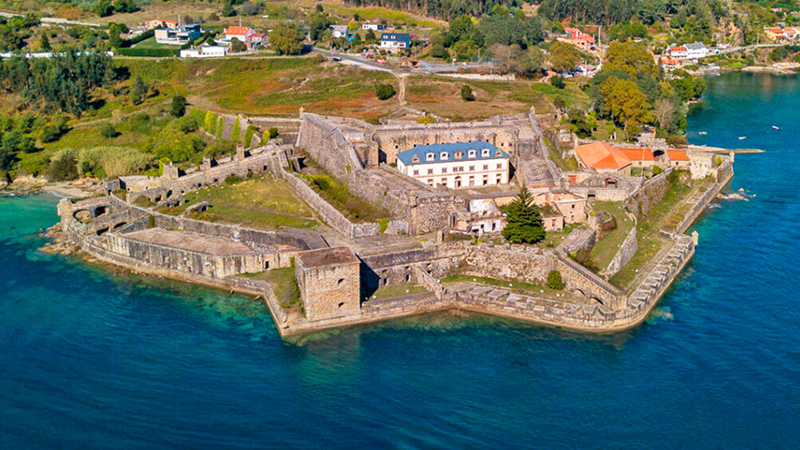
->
[699,131,708,135]
[772,125,780,130]
[739,136,746,140]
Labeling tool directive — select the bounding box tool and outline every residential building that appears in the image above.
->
[452,199,506,234]
[146,19,179,30]
[330,25,350,39]
[666,45,688,58]
[154,24,201,45]
[223,26,264,49]
[395,141,510,189]
[362,23,386,31]
[180,45,227,58]
[685,42,709,59]
[380,33,411,52]
[564,27,595,50]
[661,58,681,70]
[573,142,656,175]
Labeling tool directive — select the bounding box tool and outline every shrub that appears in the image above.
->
[176,116,199,133]
[550,76,566,89]
[461,85,475,101]
[268,127,279,139]
[232,117,240,142]
[375,83,395,100]
[244,125,255,147]
[171,95,186,118]
[547,270,565,290]
[46,154,79,181]
[225,174,243,184]
[652,165,663,175]
[203,111,218,134]
[204,139,235,159]
[100,123,119,138]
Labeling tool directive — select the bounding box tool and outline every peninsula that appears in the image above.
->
[52,110,734,337]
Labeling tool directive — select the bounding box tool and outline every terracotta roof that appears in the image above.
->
[669,46,688,52]
[667,149,690,161]
[617,147,655,161]
[573,142,632,170]
[225,26,252,35]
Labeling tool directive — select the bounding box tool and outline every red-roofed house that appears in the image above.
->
[666,149,690,167]
[666,46,688,58]
[147,19,179,30]
[225,26,264,49]
[564,27,595,50]
[573,142,657,175]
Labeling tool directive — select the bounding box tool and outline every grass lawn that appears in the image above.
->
[132,37,179,50]
[590,202,635,270]
[441,273,581,302]
[241,267,302,311]
[44,110,175,153]
[368,284,429,301]
[174,176,318,230]
[319,2,446,29]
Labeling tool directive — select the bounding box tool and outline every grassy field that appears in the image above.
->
[405,77,590,120]
[368,284,429,301]
[301,173,391,223]
[319,2,446,29]
[544,136,579,172]
[123,57,400,121]
[171,176,319,230]
[590,202,635,270]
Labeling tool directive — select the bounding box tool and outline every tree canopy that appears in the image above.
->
[269,22,305,55]
[502,187,546,244]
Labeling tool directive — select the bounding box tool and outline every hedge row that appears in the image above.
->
[115,47,179,57]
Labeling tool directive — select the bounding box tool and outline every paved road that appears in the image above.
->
[311,48,416,75]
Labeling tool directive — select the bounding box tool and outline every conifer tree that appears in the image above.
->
[502,186,546,244]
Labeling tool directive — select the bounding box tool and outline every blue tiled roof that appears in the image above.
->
[396,142,510,165]
[381,33,411,43]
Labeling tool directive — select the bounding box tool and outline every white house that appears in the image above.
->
[330,25,350,39]
[180,45,227,58]
[362,23,386,31]
[395,141,510,189]
[685,42,709,59]
[223,26,265,49]
[380,33,411,52]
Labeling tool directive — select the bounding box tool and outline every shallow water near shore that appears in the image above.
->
[2,71,800,448]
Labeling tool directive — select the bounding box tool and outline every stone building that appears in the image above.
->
[295,247,361,321]
[396,142,511,189]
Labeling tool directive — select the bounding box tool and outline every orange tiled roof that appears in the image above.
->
[667,149,690,161]
[617,147,655,161]
[670,46,688,52]
[226,26,252,35]
[574,142,632,170]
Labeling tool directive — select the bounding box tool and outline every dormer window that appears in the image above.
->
[412,155,420,163]
[455,151,463,159]
[468,150,477,158]
[481,149,490,157]
[440,152,449,160]
[495,150,503,157]
[426,153,435,161]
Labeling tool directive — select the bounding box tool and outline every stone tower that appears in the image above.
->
[295,247,361,321]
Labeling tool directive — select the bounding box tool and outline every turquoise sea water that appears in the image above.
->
[1,72,799,449]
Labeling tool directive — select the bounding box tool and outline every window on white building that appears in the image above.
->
[440,152,448,160]
[469,165,475,171]
[413,169,419,176]
[455,151,463,159]
[495,150,503,157]
[426,153,435,161]
[468,150,476,158]
[496,163,503,169]
[427,169,433,175]
[482,149,490,157]
[483,164,488,170]
[441,167,447,174]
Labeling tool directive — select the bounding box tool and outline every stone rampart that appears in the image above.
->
[461,244,554,285]
[603,224,638,277]
[359,244,466,293]
[555,251,625,309]
[624,170,671,219]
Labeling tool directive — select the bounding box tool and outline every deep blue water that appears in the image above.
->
[2,72,800,449]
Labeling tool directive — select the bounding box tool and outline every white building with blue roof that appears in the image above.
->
[395,141,510,189]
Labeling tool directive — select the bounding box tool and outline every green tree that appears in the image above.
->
[550,75,566,88]
[461,85,475,101]
[548,41,582,73]
[114,0,138,13]
[46,154,78,181]
[130,76,147,105]
[171,95,186,118]
[600,77,652,128]
[39,33,51,52]
[502,186,546,244]
[547,270,565,290]
[604,41,659,78]
[91,0,114,17]
[100,123,118,138]
[221,0,236,17]
[375,83,395,100]
[230,38,247,53]
[270,22,304,55]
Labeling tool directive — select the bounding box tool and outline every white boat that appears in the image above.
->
[738,136,746,140]
[772,126,780,130]
[699,131,708,135]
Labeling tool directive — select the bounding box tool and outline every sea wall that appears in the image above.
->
[358,244,466,293]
